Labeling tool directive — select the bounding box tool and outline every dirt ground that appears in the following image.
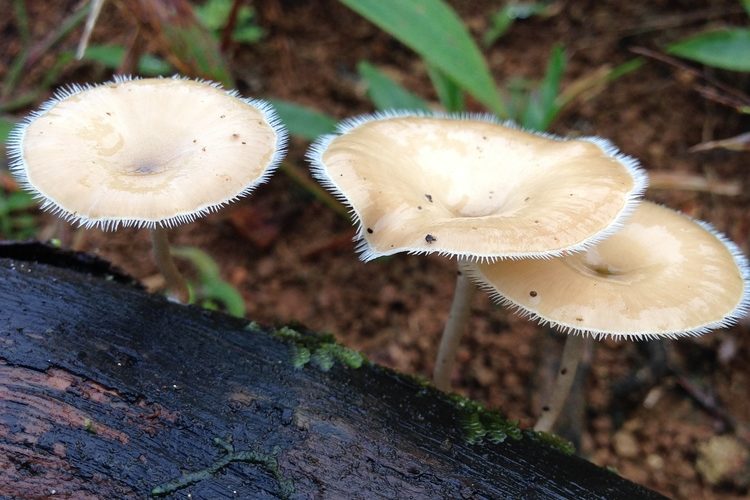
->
[2,1,750,498]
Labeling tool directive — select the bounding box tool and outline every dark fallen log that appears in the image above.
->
[0,243,664,499]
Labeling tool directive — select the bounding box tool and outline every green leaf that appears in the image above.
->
[341,0,505,116]
[0,117,15,144]
[171,246,220,281]
[426,64,464,112]
[194,0,233,30]
[204,281,246,317]
[668,28,750,72]
[6,192,35,212]
[172,246,245,317]
[138,54,173,76]
[742,0,750,17]
[268,99,337,140]
[195,0,263,44]
[83,44,122,68]
[83,44,172,76]
[233,24,263,44]
[357,61,429,111]
[521,44,565,130]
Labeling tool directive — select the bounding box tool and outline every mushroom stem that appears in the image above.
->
[433,260,476,391]
[534,334,586,432]
[150,228,190,304]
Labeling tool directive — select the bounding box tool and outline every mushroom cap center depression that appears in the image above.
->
[21,79,278,223]
[319,116,642,258]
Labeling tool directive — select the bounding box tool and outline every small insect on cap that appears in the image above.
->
[7,76,287,230]
[468,202,750,339]
[307,112,647,262]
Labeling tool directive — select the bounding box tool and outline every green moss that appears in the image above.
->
[291,347,311,369]
[446,393,522,445]
[311,346,335,371]
[244,321,261,331]
[273,326,365,372]
[527,430,576,455]
[83,418,97,434]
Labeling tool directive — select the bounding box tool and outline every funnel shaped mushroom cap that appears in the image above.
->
[469,202,750,339]
[308,112,647,261]
[7,76,287,230]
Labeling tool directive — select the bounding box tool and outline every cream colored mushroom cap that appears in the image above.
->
[8,76,287,230]
[308,113,647,261]
[469,202,750,339]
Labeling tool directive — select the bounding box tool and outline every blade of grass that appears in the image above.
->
[521,44,565,130]
[668,28,750,72]
[171,246,246,318]
[426,64,464,112]
[340,0,506,116]
[358,61,430,111]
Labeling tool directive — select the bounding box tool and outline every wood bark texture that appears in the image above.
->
[0,243,664,499]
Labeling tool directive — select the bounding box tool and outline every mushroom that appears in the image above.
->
[467,201,749,431]
[307,111,647,390]
[7,75,287,303]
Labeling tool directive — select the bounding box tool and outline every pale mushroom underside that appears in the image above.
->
[308,111,648,262]
[7,75,288,230]
[469,202,750,339]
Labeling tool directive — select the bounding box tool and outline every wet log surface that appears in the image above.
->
[0,243,664,499]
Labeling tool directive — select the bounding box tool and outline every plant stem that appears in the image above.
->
[433,260,476,391]
[150,227,189,304]
[534,334,586,432]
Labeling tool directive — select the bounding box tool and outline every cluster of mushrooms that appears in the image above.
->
[8,77,749,433]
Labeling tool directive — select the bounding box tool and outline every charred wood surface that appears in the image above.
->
[0,244,664,499]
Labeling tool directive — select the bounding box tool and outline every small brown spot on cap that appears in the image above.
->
[366,228,373,234]
[425,194,433,203]
[576,317,583,322]
[425,234,437,243]
[529,290,537,297]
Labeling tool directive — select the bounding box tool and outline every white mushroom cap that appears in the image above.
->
[468,202,750,340]
[7,75,287,230]
[307,112,647,262]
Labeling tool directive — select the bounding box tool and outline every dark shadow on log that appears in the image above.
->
[0,243,665,499]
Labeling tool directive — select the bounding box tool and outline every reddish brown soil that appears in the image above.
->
[2,1,750,498]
